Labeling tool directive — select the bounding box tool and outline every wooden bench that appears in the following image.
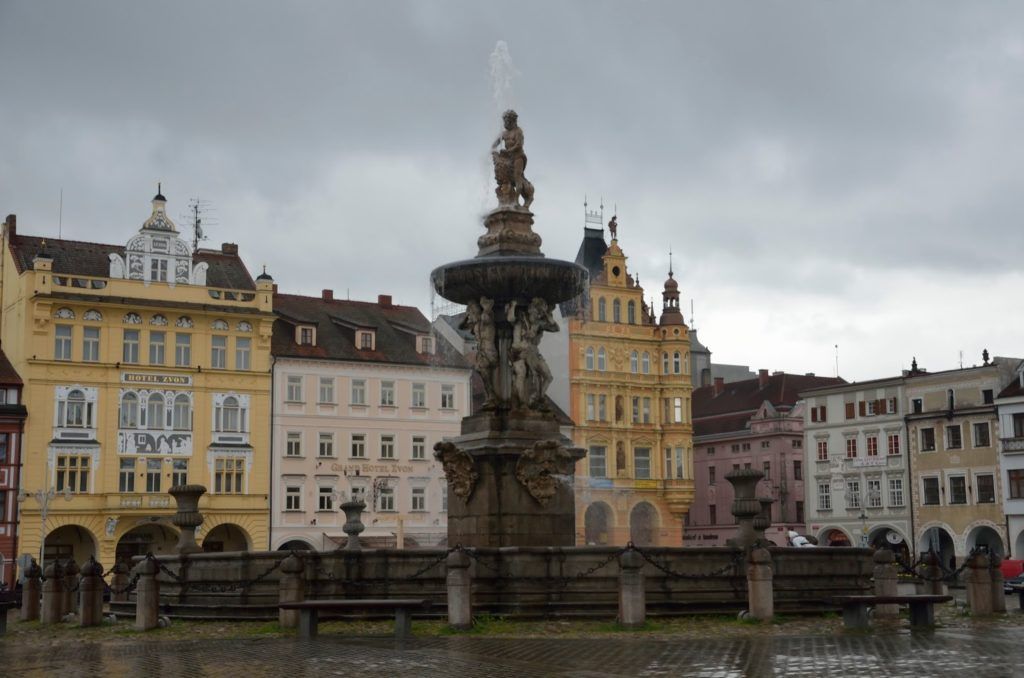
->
[279,599,431,640]
[832,595,951,629]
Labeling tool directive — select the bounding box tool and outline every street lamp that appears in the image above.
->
[17,486,73,575]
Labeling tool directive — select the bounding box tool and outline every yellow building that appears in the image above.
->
[569,223,694,546]
[0,191,274,568]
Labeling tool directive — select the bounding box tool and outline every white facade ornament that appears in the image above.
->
[151,314,168,326]
[111,193,196,285]
[54,307,75,319]
[191,261,209,286]
[212,319,229,331]
[83,309,103,321]
[237,321,253,332]
[108,253,126,278]
[123,312,142,324]
[176,316,194,328]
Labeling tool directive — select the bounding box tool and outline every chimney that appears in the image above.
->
[221,242,239,255]
[805,372,815,377]
[378,294,393,308]
[758,369,769,388]
[272,283,278,293]
[322,289,333,301]
[713,377,724,396]
[3,213,15,236]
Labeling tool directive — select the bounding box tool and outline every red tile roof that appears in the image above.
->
[0,348,22,385]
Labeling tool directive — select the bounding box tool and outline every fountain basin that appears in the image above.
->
[431,256,587,305]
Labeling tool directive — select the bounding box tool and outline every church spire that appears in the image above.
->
[660,248,685,326]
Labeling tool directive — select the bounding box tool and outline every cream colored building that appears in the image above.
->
[0,193,274,568]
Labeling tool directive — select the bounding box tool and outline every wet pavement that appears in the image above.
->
[3,627,1024,677]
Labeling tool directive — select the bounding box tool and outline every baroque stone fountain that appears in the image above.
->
[432,110,588,547]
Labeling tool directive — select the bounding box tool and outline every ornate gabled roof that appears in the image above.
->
[141,189,177,232]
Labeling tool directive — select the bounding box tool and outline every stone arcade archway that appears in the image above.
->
[203,523,252,553]
[819,528,852,547]
[966,525,1005,558]
[868,526,910,562]
[629,502,658,546]
[115,523,179,563]
[276,539,315,551]
[584,502,613,545]
[918,525,956,570]
[44,524,98,565]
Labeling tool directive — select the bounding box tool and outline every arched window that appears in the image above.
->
[627,301,636,324]
[613,299,621,323]
[597,347,606,372]
[585,347,595,370]
[673,351,681,374]
[630,351,639,374]
[221,396,240,432]
[146,393,165,429]
[173,394,191,430]
[947,389,955,410]
[598,298,606,322]
[642,352,650,374]
[662,352,669,374]
[120,393,139,428]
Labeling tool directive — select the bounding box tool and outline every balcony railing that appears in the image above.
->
[1003,437,1024,453]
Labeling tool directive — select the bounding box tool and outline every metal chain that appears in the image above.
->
[403,546,460,580]
[107,571,142,596]
[896,547,982,582]
[632,544,746,580]
[547,546,630,589]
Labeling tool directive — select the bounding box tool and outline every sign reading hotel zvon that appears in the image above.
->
[331,462,415,475]
[121,373,193,386]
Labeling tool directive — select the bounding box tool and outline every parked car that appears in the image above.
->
[1005,574,1024,594]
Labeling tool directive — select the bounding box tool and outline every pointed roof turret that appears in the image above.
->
[660,247,685,326]
[142,183,177,232]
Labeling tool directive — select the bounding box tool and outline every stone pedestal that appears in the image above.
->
[438,411,584,548]
[872,549,899,618]
[134,558,160,631]
[340,500,366,551]
[20,559,41,621]
[79,557,105,627]
[278,553,305,629]
[618,550,646,628]
[63,558,80,616]
[921,551,945,595]
[445,550,473,630]
[966,552,993,616]
[746,548,774,621]
[109,560,130,602]
[990,553,1007,613]
[41,561,64,624]
[169,484,206,555]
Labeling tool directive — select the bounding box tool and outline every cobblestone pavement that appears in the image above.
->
[4,627,1024,677]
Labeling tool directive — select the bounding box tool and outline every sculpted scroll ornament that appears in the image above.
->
[434,441,479,501]
[515,440,576,506]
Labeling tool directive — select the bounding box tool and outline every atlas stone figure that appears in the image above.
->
[507,297,558,409]
[461,297,500,409]
[492,109,534,209]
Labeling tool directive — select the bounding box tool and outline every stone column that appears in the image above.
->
[62,558,81,616]
[277,553,305,629]
[41,560,65,625]
[134,557,161,631]
[921,550,945,595]
[965,551,993,616]
[872,549,899,618]
[445,549,473,630]
[746,547,774,621]
[19,559,42,622]
[990,553,1007,614]
[109,560,131,602]
[169,484,207,554]
[725,468,764,550]
[618,549,646,628]
[79,557,105,627]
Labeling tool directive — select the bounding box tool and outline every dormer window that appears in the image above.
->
[297,326,315,346]
[358,331,375,350]
[419,336,433,354]
[150,258,169,282]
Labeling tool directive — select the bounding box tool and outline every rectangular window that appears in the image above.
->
[318,432,334,457]
[0,434,7,464]
[55,455,90,493]
[174,333,191,367]
[286,375,303,402]
[380,380,395,406]
[818,483,831,511]
[761,441,770,449]
[319,377,335,404]
[920,427,936,452]
[360,331,373,349]
[949,475,967,504]
[817,440,828,461]
[589,446,607,478]
[351,434,366,458]
[55,326,73,360]
[146,458,162,493]
[441,384,455,409]
[285,486,302,511]
[795,500,805,523]
[866,436,878,457]
[846,438,857,459]
[411,382,425,408]
[983,389,994,404]
[379,486,395,512]
[922,477,941,505]
[150,258,168,282]
[867,479,882,507]
[299,327,314,345]
[412,436,426,460]
[149,331,165,365]
[763,461,771,480]
[791,439,802,449]
[82,327,100,362]
[286,432,302,457]
[912,398,923,414]
[123,329,140,364]
[598,395,607,421]
[887,434,900,456]
[847,481,861,509]
[1010,470,1024,499]
[642,397,651,424]
[973,422,991,448]
[411,487,426,512]
[214,458,244,494]
[708,465,716,485]
[674,397,683,423]
[319,486,334,511]
[351,486,367,507]
[889,478,905,507]
[634,447,651,479]
[742,443,750,451]
[586,394,595,421]
[709,504,717,525]
[380,434,395,459]
[976,474,995,503]
[211,335,227,369]
[235,337,251,370]
[347,379,365,405]
[172,459,187,487]
[793,460,802,480]
[119,458,135,493]
[631,397,640,423]
[946,425,962,450]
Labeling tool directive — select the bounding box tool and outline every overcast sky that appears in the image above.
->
[2,2,1022,382]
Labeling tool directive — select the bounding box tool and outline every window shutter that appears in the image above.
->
[820,405,827,421]
[845,403,855,419]
[858,401,866,417]
[811,408,818,423]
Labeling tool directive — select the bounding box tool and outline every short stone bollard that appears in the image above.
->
[746,547,773,621]
[966,551,993,616]
[41,560,65,624]
[79,556,105,627]
[618,549,646,628]
[921,551,945,595]
[134,557,161,631]
[990,553,1007,614]
[20,559,42,622]
[109,560,131,602]
[445,549,473,630]
[277,552,305,629]
[873,549,899,618]
[63,558,81,616]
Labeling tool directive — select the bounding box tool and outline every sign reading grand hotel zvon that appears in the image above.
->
[121,372,193,386]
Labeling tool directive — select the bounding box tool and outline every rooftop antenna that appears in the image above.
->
[834,344,839,378]
[58,188,63,239]
[690,298,695,329]
[959,350,963,369]
[668,245,674,277]
[182,198,217,253]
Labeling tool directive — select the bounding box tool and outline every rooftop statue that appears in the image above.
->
[491,109,534,209]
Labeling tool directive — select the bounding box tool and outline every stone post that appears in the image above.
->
[445,549,473,630]
[990,553,1007,613]
[41,560,65,624]
[746,547,774,621]
[62,558,81,616]
[872,549,899,618]
[277,553,305,629]
[341,500,366,551]
[753,497,773,544]
[169,484,207,554]
[618,549,646,628]
[725,468,764,550]
[965,551,993,616]
[109,560,131,602]
[20,559,42,622]
[921,550,945,595]
[79,557,105,627]
[134,557,160,631]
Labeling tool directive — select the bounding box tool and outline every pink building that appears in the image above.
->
[687,370,843,546]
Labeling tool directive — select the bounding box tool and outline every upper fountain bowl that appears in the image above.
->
[431,255,588,306]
